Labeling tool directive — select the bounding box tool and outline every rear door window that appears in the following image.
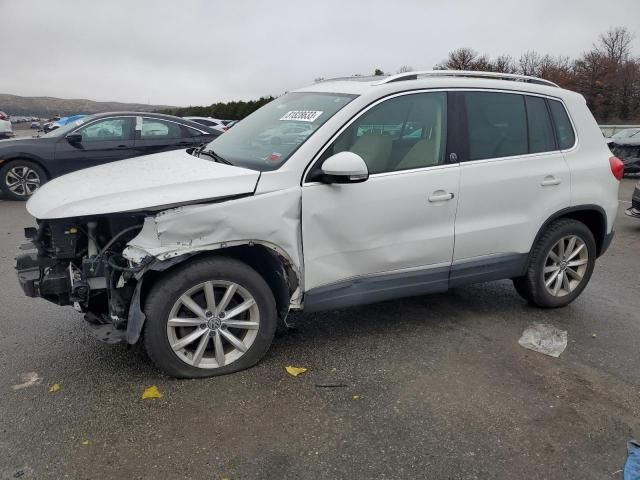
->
[464,92,528,160]
[141,118,183,139]
[548,100,576,149]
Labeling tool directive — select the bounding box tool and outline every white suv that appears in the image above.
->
[16,71,622,378]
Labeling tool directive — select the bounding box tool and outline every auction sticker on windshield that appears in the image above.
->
[280,111,323,122]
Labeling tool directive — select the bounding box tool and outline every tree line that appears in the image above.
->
[431,27,640,124]
[160,96,275,120]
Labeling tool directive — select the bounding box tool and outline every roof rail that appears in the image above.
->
[376,70,559,88]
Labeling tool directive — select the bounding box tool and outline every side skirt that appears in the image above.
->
[302,253,529,313]
[303,265,449,313]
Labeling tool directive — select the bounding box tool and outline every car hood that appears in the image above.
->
[27,150,261,219]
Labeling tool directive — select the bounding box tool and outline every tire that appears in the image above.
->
[512,219,596,308]
[0,159,47,201]
[143,256,277,378]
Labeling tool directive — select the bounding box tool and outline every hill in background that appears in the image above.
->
[0,93,175,117]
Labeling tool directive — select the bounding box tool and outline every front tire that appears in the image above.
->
[513,219,596,308]
[143,256,277,378]
[0,160,47,200]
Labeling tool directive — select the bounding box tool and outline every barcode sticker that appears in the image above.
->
[280,110,323,122]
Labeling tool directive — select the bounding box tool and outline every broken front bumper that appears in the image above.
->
[15,247,61,299]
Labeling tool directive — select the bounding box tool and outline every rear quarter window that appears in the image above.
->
[548,100,576,149]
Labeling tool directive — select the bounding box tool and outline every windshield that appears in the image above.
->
[204,92,356,171]
[611,128,640,139]
[41,116,95,138]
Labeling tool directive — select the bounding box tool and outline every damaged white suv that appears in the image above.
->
[16,71,622,378]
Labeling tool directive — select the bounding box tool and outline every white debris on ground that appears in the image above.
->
[11,372,43,390]
[518,323,568,358]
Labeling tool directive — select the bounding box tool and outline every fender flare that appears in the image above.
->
[530,204,608,257]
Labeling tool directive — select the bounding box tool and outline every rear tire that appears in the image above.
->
[143,256,277,378]
[0,159,47,201]
[512,219,596,308]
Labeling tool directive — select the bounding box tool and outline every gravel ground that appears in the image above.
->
[0,180,639,479]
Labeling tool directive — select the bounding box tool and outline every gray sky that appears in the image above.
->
[2,0,639,106]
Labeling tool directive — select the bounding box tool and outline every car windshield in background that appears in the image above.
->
[611,128,640,139]
[204,92,357,171]
[41,116,95,138]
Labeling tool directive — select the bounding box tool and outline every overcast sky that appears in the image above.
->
[2,0,639,107]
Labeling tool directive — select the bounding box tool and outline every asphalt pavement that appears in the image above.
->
[0,180,639,479]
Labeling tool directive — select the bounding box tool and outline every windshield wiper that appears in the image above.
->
[197,146,232,165]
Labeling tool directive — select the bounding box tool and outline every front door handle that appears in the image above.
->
[541,175,561,187]
[428,191,455,203]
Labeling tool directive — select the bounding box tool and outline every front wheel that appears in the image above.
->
[0,160,47,200]
[143,257,277,378]
[513,219,596,308]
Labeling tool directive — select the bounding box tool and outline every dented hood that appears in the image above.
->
[26,150,260,219]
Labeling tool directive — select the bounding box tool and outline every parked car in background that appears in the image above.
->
[608,132,640,176]
[607,127,640,141]
[184,116,229,133]
[0,117,13,139]
[14,71,620,378]
[0,112,220,200]
[42,114,88,134]
[625,181,640,220]
[30,121,40,129]
[0,111,10,121]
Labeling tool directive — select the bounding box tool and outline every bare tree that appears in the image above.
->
[518,50,542,76]
[397,65,414,73]
[437,48,479,70]
[490,55,517,73]
[597,27,634,63]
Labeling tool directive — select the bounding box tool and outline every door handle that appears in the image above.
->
[541,175,561,186]
[177,141,191,146]
[116,144,128,149]
[428,191,455,202]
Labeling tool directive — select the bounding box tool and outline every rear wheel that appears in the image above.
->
[143,257,277,378]
[512,219,596,308]
[0,160,47,200]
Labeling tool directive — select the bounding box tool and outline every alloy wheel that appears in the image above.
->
[5,166,41,197]
[542,235,589,297]
[166,280,260,369]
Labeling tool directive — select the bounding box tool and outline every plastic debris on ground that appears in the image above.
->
[285,366,307,377]
[141,386,163,399]
[625,440,640,480]
[49,383,61,393]
[82,440,90,446]
[518,323,568,358]
[12,372,42,390]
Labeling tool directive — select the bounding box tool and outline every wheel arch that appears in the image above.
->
[130,244,300,344]
[533,205,608,257]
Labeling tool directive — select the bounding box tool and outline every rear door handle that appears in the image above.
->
[541,175,561,186]
[428,191,455,203]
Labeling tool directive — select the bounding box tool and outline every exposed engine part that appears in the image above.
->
[16,216,145,340]
[87,221,98,257]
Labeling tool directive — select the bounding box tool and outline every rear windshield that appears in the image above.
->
[205,92,356,171]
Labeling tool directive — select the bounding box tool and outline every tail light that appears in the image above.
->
[609,156,624,181]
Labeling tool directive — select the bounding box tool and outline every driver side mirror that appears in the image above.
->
[65,133,83,144]
[320,151,369,184]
